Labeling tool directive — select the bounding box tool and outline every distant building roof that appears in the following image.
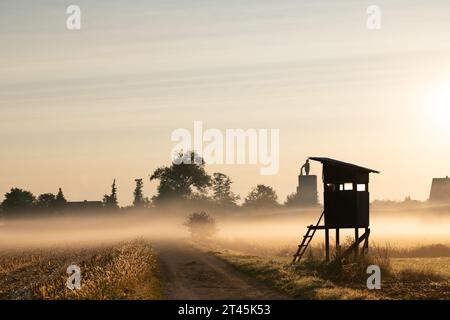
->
[429,177,450,202]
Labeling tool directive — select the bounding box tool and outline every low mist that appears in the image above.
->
[1,204,449,254]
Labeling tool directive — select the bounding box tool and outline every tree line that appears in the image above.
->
[0,151,294,215]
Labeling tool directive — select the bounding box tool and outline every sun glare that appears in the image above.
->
[426,82,450,129]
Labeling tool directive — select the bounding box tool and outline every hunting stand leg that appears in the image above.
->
[340,228,370,260]
[336,228,340,256]
[325,228,330,262]
[354,228,359,257]
[361,227,370,255]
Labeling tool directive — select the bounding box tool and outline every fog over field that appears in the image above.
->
[1,206,449,252]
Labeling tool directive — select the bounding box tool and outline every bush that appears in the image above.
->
[184,211,217,239]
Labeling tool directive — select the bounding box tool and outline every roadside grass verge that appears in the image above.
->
[211,250,376,299]
[204,240,449,300]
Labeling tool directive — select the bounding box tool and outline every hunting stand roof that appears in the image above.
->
[309,157,379,174]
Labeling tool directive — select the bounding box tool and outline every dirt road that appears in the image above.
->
[155,241,287,300]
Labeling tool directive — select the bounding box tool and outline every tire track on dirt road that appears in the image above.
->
[155,241,288,300]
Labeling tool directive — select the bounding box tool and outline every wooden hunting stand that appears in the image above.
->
[293,157,379,263]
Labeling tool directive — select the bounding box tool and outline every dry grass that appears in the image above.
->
[388,244,450,258]
[211,250,376,299]
[206,239,450,300]
[391,257,450,279]
[0,239,161,300]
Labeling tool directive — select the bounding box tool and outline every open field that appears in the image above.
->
[0,207,449,300]
[203,244,450,300]
[391,258,450,279]
[0,236,449,300]
[0,239,161,300]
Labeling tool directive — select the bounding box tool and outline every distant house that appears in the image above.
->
[429,177,450,203]
[66,200,103,211]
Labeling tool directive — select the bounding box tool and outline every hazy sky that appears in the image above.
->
[1,0,449,205]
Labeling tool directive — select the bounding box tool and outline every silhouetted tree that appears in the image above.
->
[150,151,211,203]
[244,184,279,208]
[212,172,239,207]
[103,179,119,209]
[284,192,299,207]
[1,188,36,214]
[54,188,67,209]
[37,193,56,210]
[133,178,148,208]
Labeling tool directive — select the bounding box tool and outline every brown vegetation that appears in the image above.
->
[0,239,161,300]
